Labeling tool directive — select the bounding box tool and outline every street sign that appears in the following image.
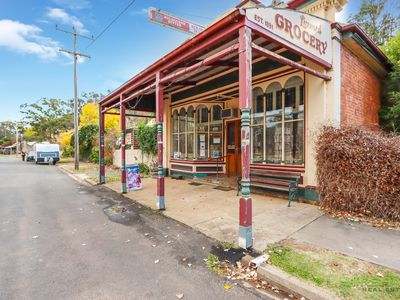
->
[148,7,205,36]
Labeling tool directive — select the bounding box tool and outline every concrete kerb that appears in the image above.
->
[256,263,340,300]
[57,165,94,187]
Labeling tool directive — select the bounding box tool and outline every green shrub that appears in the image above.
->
[90,147,99,164]
[136,122,157,156]
[70,124,99,161]
[138,163,150,175]
[62,146,74,158]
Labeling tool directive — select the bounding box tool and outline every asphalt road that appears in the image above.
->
[0,156,268,300]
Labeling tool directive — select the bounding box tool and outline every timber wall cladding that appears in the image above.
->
[340,45,382,129]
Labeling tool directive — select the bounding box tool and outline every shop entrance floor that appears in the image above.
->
[105,177,323,251]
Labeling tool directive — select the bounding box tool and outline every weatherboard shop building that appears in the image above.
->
[99,0,391,248]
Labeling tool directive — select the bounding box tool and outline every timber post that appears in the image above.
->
[156,72,165,210]
[238,25,253,249]
[99,104,105,184]
[120,95,127,194]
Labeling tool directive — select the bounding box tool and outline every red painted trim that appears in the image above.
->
[239,197,252,226]
[161,44,239,85]
[252,43,331,81]
[120,100,127,187]
[286,0,310,10]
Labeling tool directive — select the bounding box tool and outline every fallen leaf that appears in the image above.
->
[187,263,192,267]
[32,236,39,239]
[125,240,131,243]
[154,260,160,264]
[152,244,157,247]
[176,293,184,299]
[376,272,384,278]
[224,284,231,290]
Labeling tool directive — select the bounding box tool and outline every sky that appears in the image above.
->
[0,0,360,122]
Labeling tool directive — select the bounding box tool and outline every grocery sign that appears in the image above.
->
[246,8,332,65]
[148,7,205,36]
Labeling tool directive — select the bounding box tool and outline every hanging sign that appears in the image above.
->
[148,7,205,36]
[246,8,332,65]
[126,164,142,191]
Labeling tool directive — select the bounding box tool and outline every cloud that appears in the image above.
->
[47,8,89,34]
[0,19,59,60]
[130,8,148,16]
[51,0,91,10]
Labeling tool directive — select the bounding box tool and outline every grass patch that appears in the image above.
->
[221,241,234,251]
[105,173,121,182]
[206,254,223,275]
[267,241,400,300]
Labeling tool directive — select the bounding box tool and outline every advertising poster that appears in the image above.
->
[126,164,142,191]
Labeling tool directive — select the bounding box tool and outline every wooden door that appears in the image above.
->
[226,120,242,177]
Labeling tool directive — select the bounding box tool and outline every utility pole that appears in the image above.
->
[57,25,93,170]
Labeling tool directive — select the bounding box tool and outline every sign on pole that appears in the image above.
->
[148,7,205,36]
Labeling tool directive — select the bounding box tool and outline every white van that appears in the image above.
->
[33,143,60,165]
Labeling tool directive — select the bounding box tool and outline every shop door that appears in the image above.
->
[226,120,242,177]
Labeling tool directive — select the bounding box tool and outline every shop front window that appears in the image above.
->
[250,76,304,165]
[171,104,223,160]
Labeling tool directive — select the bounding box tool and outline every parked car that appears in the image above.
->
[33,143,60,165]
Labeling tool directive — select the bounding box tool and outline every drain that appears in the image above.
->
[189,182,202,186]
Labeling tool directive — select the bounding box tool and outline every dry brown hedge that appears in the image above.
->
[316,126,400,221]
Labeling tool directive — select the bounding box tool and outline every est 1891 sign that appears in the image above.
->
[246,7,332,65]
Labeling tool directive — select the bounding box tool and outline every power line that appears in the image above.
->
[86,0,137,49]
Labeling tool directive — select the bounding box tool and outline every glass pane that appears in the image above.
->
[172,134,179,158]
[212,105,222,121]
[197,133,208,159]
[266,123,282,164]
[179,134,186,158]
[266,91,282,123]
[187,133,194,159]
[252,125,263,163]
[196,106,208,132]
[284,87,296,120]
[210,133,222,158]
[179,108,186,132]
[284,121,304,165]
[187,106,194,132]
[172,111,178,133]
[227,122,235,154]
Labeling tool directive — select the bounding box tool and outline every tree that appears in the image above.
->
[380,30,400,132]
[79,102,119,131]
[0,121,15,141]
[20,98,75,142]
[349,0,399,45]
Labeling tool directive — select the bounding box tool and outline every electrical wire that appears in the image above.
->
[86,0,137,49]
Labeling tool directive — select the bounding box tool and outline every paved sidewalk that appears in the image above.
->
[291,215,400,271]
[105,177,323,251]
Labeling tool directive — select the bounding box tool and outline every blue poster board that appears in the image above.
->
[126,164,142,191]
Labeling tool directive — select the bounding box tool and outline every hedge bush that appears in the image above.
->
[316,126,400,221]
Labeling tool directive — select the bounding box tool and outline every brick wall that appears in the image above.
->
[341,45,382,129]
